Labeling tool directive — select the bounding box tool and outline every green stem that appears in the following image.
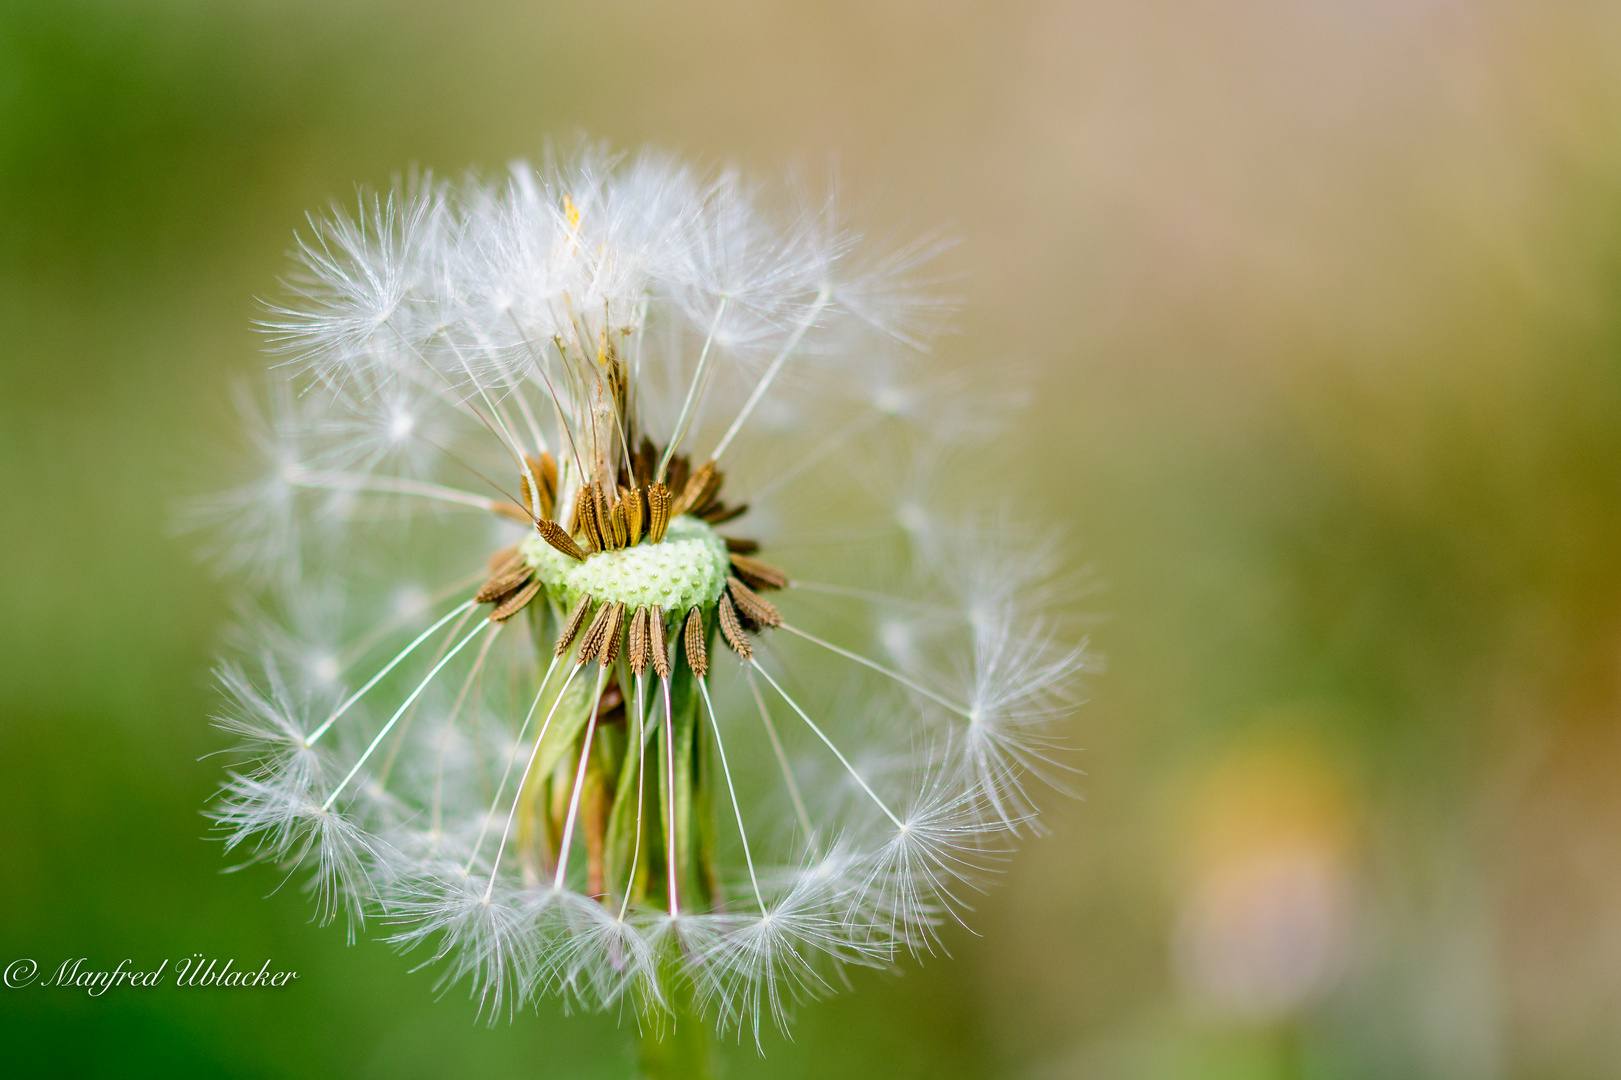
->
[636,996,714,1080]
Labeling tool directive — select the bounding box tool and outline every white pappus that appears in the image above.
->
[197,141,1092,1042]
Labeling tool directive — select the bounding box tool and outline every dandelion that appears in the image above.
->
[198,141,1091,1070]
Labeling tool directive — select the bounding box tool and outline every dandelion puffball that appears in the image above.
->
[197,142,1090,1040]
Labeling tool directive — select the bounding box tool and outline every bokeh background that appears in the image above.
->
[6,1,1621,1076]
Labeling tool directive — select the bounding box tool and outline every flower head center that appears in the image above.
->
[520,515,730,613]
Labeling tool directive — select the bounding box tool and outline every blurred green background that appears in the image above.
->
[6,1,1621,1076]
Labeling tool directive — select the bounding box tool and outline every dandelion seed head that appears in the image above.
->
[197,138,1087,1036]
[520,515,730,613]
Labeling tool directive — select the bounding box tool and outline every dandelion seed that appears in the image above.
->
[197,140,1088,1051]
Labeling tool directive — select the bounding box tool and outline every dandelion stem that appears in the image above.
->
[698,679,767,916]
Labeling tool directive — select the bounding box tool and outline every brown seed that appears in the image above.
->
[702,502,747,525]
[694,465,724,515]
[729,553,790,591]
[608,496,627,550]
[578,485,601,551]
[634,436,658,487]
[598,603,626,667]
[489,578,543,622]
[579,601,623,666]
[666,456,690,504]
[520,453,556,520]
[595,681,626,718]
[556,594,594,657]
[683,606,708,678]
[486,544,522,573]
[571,487,597,551]
[727,577,782,629]
[647,483,672,543]
[649,605,670,679]
[491,501,534,525]
[593,482,617,550]
[536,519,587,562]
[476,563,534,603]
[673,460,720,518]
[628,606,651,674]
[717,593,752,659]
[623,485,645,545]
[538,453,560,516]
